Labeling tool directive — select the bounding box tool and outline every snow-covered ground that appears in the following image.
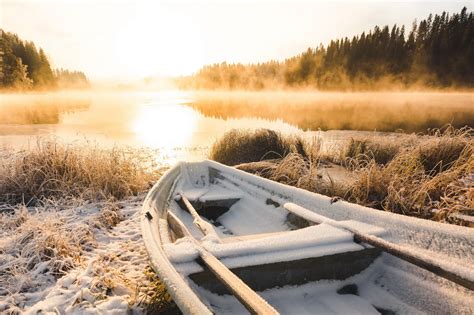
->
[0,196,161,314]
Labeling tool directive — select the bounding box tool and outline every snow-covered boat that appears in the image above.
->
[142,160,474,315]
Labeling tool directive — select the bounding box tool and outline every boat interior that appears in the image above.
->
[147,161,473,314]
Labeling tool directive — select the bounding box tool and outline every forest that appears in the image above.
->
[179,7,474,90]
[0,29,89,90]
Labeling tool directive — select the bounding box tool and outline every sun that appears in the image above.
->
[113,5,204,78]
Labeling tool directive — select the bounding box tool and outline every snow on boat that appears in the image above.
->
[142,160,474,314]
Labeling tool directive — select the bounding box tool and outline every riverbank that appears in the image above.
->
[0,143,176,313]
[0,126,472,312]
[0,197,179,314]
[210,127,473,225]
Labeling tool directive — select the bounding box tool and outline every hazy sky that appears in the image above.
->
[1,0,471,81]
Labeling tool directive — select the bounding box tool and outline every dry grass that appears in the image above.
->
[341,137,411,167]
[236,152,347,198]
[0,200,137,297]
[138,267,180,314]
[0,139,163,206]
[264,153,348,197]
[209,129,310,166]
[221,126,473,225]
[92,202,124,230]
[0,209,93,294]
[0,140,173,311]
[345,127,473,223]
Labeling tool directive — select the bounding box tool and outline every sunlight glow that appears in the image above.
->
[132,102,198,152]
[113,5,204,77]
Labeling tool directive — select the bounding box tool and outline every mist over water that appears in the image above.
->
[0,91,300,163]
[1,90,473,163]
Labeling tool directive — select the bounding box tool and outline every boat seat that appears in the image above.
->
[164,221,387,275]
[176,186,243,203]
[222,231,288,243]
[175,186,243,221]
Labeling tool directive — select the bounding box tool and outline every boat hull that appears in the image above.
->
[142,160,474,315]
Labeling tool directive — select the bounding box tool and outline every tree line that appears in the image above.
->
[179,7,473,90]
[0,29,89,90]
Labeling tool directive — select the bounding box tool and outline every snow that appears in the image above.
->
[205,160,474,263]
[0,197,154,314]
[165,223,362,263]
[178,185,242,203]
[146,160,474,314]
[194,254,474,314]
[3,158,470,314]
[216,197,288,235]
[163,218,387,274]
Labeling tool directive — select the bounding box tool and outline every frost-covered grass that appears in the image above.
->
[347,127,473,224]
[209,128,311,166]
[0,140,163,205]
[0,141,174,313]
[339,137,413,167]
[237,153,348,199]
[215,127,473,225]
[0,197,180,314]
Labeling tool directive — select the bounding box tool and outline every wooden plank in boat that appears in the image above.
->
[167,212,279,315]
[179,193,218,237]
[189,247,381,294]
[283,202,474,291]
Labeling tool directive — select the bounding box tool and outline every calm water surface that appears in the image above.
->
[0,91,303,164]
[1,90,435,165]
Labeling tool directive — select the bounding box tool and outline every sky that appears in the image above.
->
[1,0,471,81]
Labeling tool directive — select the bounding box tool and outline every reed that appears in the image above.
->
[217,126,473,225]
[0,139,163,206]
[345,127,473,223]
[209,129,311,166]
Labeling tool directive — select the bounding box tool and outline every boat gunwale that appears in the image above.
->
[141,163,213,315]
[142,159,474,315]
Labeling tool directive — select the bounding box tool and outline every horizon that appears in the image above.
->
[2,0,471,83]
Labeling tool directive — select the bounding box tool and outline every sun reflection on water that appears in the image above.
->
[132,102,198,156]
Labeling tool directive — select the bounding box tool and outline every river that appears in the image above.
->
[1,90,472,165]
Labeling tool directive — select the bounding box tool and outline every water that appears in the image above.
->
[0,91,301,164]
[2,90,470,165]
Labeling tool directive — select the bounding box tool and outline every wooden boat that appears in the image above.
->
[142,160,474,314]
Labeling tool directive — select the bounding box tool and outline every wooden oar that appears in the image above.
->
[283,202,474,291]
[167,211,279,315]
[178,192,218,237]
